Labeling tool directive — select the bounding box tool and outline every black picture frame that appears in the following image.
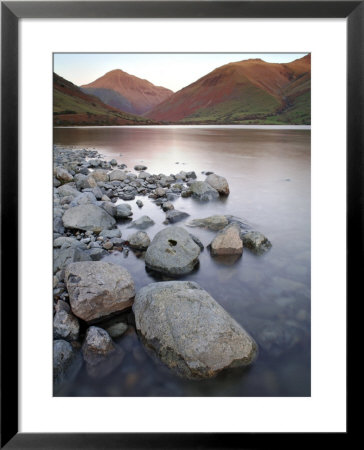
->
[1,1,357,448]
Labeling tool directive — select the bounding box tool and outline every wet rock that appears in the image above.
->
[210,223,243,256]
[53,244,91,273]
[187,215,229,231]
[82,326,124,378]
[53,309,80,341]
[145,227,200,276]
[162,201,174,211]
[69,192,97,207]
[105,322,128,339]
[164,210,189,224]
[63,204,116,232]
[189,233,204,250]
[205,173,229,195]
[189,181,219,201]
[134,164,147,171]
[86,247,108,261]
[242,231,272,254]
[128,215,154,230]
[109,169,128,182]
[136,200,143,208]
[65,261,135,322]
[115,203,133,219]
[103,241,113,250]
[55,167,73,183]
[100,228,121,239]
[74,173,96,190]
[57,184,80,198]
[53,340,82,391]
[110,159,117,166]
[91,169,109,183]
[133,281,257,379]
[128,231,151,250]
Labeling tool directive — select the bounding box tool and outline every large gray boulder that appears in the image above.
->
[133,281,257,379]
[65,261,135,322]
[189,181,219,201]
[62,204,116,232]
[115,203,133,219]
[205,173,230,195]
[210,223,243,256]
[145,227,200,276]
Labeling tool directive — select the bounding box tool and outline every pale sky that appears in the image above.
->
[54,53,308,93]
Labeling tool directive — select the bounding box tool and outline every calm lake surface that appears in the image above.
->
[54,126,311,397]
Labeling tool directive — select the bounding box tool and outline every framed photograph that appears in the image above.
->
[1,1,357,448]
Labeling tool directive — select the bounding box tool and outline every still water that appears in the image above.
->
[54,126,311,396]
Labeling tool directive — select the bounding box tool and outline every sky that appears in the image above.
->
[54,53,308,93]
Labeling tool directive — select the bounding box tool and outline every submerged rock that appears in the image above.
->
[242,231,272,254]
[189,181,219,201]
[145,227,200,276]
[205,173,230,195]
[62,204,116,232]
[210,223,243,256]
[133,281,257,379]
[53,339,82,391]
[65,261,135,322]
[164,210,189,224]
[187,215,229,231]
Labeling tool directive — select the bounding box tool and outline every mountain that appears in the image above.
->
[144,55,311,125]
[81,69,173,115]
[53,73,157,126]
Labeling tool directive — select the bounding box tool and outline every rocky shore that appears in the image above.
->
[53,146,278,391]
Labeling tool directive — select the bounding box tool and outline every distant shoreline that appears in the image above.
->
[54,124,311,130]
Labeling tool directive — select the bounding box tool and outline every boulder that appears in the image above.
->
[55,167,73,183]
[109,169,128,182]
[62,204,116,232]
[242,231,272,254]
[145,227,200,276]
[90,169,109,182]
[74,173,97,190]
[189,181,219,201]
[187,215,229,231]
[115,203,133,219]
[53,309,80,341]
[65,261,135,322]
[210,223,243,256]
[206,173,230,195]
[164,210,189,224]
[57,184,80,198]
[133,281,257,379]
[128,215,154,230]
[128,231,151,250]
[53,244,91,273]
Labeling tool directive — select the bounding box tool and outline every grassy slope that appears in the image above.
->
[53,73,156,126]
[147,56,311,125]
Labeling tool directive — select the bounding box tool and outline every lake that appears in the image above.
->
[54,125,311,397]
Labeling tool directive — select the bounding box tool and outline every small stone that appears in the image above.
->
[128,231,151,250]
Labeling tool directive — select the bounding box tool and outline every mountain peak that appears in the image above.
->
[81,69,173,115]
